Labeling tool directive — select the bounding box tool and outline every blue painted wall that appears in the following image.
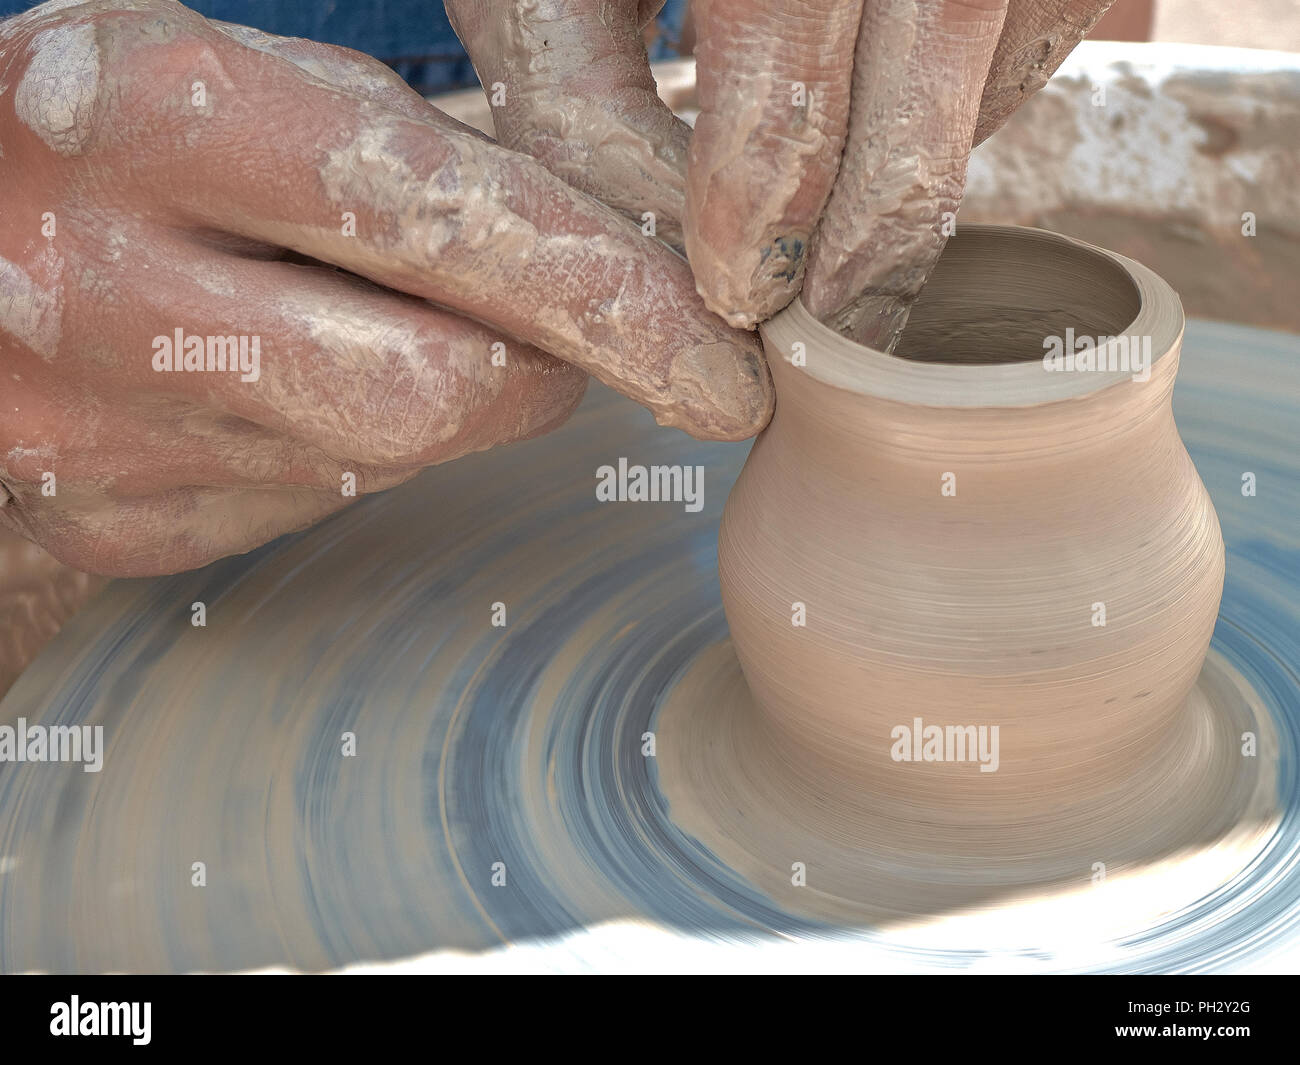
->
[0,0,691,94]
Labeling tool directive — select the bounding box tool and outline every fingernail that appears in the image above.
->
[693,232,808,330]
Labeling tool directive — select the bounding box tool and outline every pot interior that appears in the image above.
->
[894,227,1143,365]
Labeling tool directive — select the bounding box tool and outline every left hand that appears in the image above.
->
[683,0,1116,348]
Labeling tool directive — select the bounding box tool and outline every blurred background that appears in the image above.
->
[3,0,1298,92]
[1096,0,1300,50]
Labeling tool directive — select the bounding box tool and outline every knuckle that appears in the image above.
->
[318,331,468,468]
[0,2,215,154]
[5,15,106,157]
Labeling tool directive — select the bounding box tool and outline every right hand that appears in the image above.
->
[685,0,1116,344]
[0,0,773,577]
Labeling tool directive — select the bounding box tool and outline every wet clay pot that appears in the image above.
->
[719,225,1223,816]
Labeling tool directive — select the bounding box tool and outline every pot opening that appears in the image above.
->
[893,227,1143,366]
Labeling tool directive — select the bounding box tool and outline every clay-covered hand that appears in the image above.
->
[686,0,1116,345]
[445,0,695,249]
[0,0,772,577]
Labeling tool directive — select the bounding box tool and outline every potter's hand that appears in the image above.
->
[686,0,1116,344]
[0,0,772,577]
[445,0,694,249]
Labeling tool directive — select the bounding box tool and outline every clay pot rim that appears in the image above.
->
[761,225,1185,409]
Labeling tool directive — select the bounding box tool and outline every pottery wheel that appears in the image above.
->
[1,319,1297,974]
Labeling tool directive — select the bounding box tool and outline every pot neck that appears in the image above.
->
[764,338,1181,467]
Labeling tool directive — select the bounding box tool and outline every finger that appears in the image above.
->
[1,231,584,578]
[445,0,692,247]
[0,477,355,577]
[210,20,494,138]
[684,0,865,328]
[802,0,1009,349]
[0,525,104,695]
[34,225,588,483]
[82,12,770,440]
[4,346,581,503]
[975,0,1115,145]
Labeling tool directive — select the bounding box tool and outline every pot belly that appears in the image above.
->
[718,429,1225,813]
